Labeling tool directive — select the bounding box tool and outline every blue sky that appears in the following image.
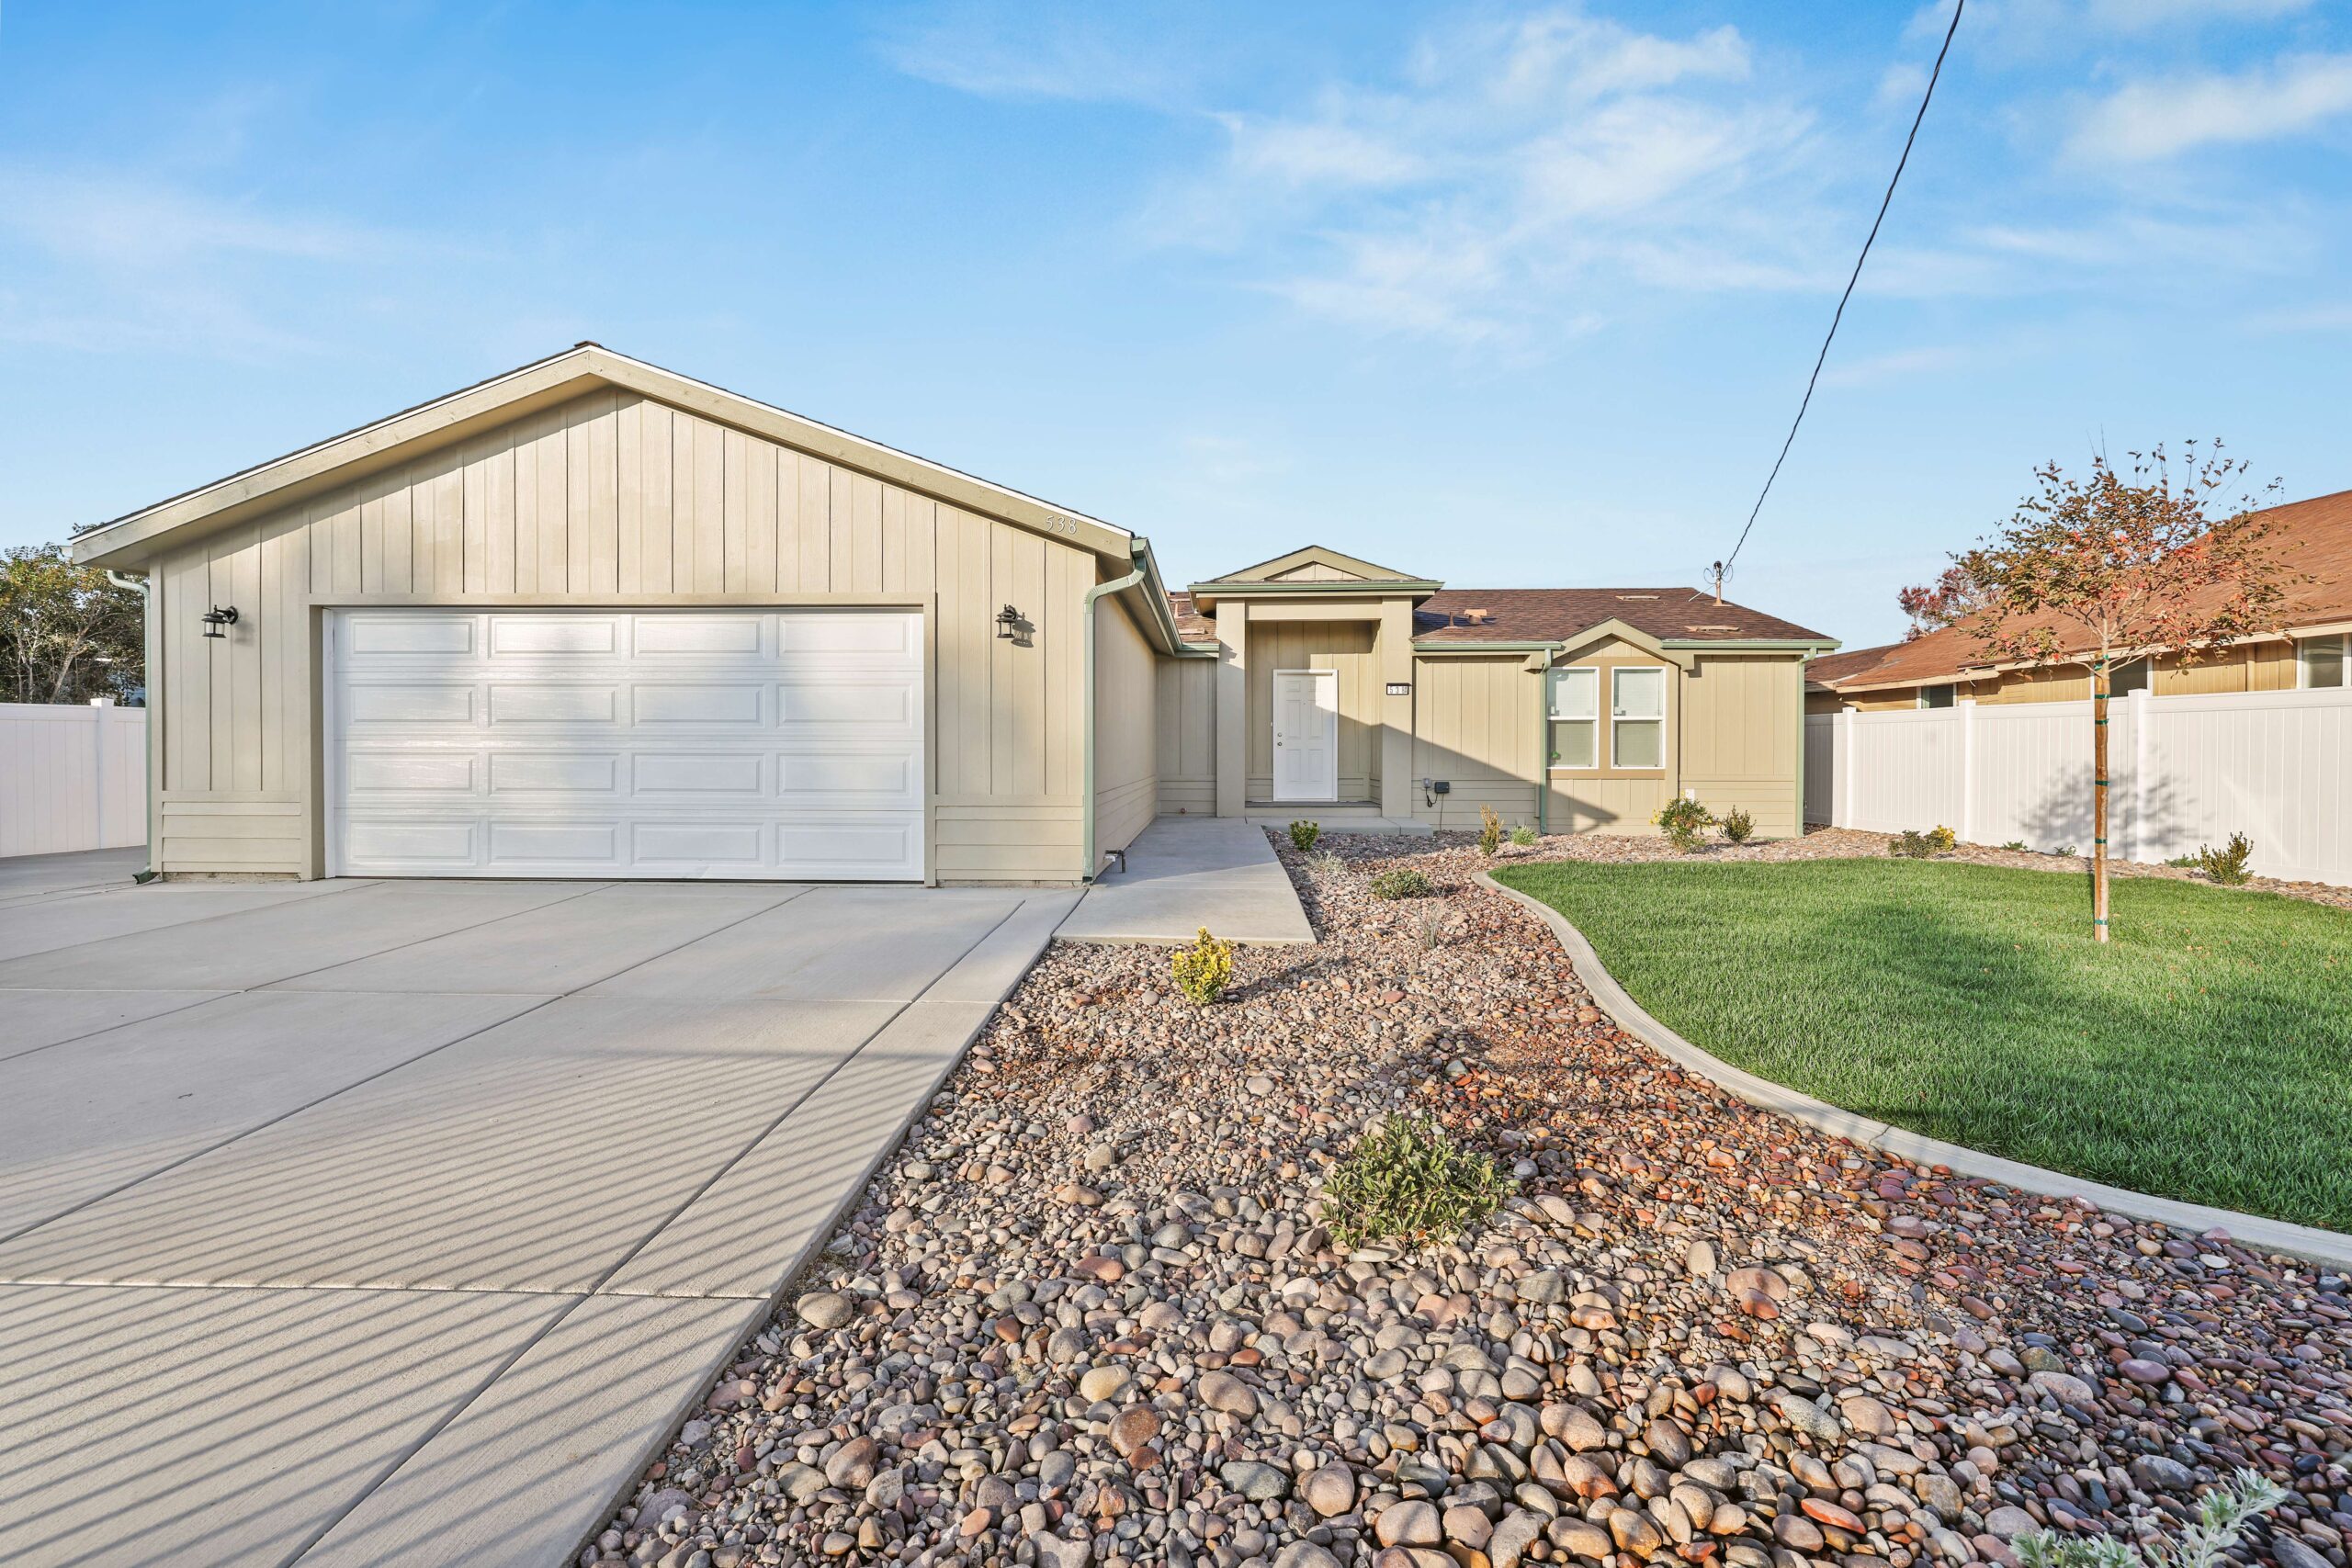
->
[4,0,2348,648]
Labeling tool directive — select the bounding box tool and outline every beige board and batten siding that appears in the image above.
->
[1245,621,1381,802]
[1678,653,1802,839]
[1091,595,1158,858]
[1155,656,1216,816]
[147,387,1101,882]
[1408,654,1543,830]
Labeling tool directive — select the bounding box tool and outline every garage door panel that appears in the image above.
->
[633,683,764,726]
[489,753,620,795]
[347,683,477,725]
[633,616,763,655]
[332,611,922,880]
[489,615,620,654]
[345,752,479,793]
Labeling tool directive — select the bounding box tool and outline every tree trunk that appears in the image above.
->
[2092,657,2110,944]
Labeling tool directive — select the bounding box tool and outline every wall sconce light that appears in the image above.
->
[201,605,240,639]
[994,604,1023,640]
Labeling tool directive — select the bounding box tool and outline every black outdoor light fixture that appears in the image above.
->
[200,604,240,639]
[994,604,1024,640]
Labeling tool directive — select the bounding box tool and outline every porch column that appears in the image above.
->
[1215,597,1248,817]
[1378,597,1414,818]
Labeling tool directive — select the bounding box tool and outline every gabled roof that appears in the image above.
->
[72,344,1139,571]
[1198,544,1430,586]
[1810,486,2352,694]
[1413,588,1830,647]
[1804,641,1905,688]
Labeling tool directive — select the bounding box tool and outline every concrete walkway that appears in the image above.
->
[0,854,1073,1567]
[1057,818,1313,945]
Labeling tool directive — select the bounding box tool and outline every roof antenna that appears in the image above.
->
[1709,560,1725,605]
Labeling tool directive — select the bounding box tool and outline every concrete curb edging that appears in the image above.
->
[1476,869,2352,1272]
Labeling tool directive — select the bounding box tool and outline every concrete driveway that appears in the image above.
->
[0,853,1073,1568]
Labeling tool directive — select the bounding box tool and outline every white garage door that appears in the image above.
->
[328,609,923,880]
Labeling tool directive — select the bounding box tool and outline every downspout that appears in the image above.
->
[1080,543,1149,883]
[105,569,158,883]
[1532,645,1558,835]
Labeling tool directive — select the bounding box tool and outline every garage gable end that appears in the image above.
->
[74,345,1136,572]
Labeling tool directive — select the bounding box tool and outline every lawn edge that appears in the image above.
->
[1477,867,2352,1272]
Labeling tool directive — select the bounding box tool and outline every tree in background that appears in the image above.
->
[1956,443,2288,942]
[1895,562,1993,640]
[0,545,144,704]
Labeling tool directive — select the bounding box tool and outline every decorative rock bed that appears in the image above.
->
[587,831,2349,1568]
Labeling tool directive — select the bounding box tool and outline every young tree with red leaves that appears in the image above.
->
[1895,563,1993,640]
[1955,443,2289,942]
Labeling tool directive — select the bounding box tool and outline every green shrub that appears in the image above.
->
[1889,830,1935,859]
[2056,844,2078,857]
[2195,831,2254,886]
[2003,840,2030,852]
[1319,1113,1513,1249]
[1652,797,1714,853]
[1370,867,1434,901]
[1477,805,1503,858]
[1509,824,1538,848]
[2165,853,2200,869]
[2013,1469,2282,1568]
[1719,807,1755,845]
[1927,825,1957,853]
[1170,927,1234,1006]
[1288,819,1321,852]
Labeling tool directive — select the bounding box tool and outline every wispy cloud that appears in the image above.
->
[0,166,453,359]
[1137,8,1820,344]
[875,1,1199,107]
[2068,52,2352,162]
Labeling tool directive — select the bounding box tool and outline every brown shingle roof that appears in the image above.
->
[1805,641,1905,687]
[1813,486,2352,693]
[1166,591,1215,640]
[1413,588,1829,645]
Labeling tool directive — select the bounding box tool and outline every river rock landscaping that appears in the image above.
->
[589,831,2350,1568]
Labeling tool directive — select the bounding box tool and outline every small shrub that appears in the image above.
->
[1509,824,1538,847]
[1288,819,1321,852]
[1170,927,1234,1006]
[2056,844,2078,857]
[1719,807,1755,845]
[1320,1112,1514,1249]
[1370,867,1434,901]
[1889,830,1935,859]
[1653,796,1714,853]
[1411,905,1449,951]
[2165,853,2200,869]
[2013,1468,2283,1568]
[1308,849,1345,877]
[1927,825,1957,852]
[1477,805,1503,858]
[2003,840,2029,852]
[2195,831,2254,886]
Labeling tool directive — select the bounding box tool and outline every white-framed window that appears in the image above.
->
[1611,666,1668,769]
[2109,659,2150,697]
[1547,666,1598,769]
[1917,682,1956,709]
[2300,634,2346,690]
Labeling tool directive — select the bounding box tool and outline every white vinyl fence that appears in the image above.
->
[0,702,147,859]
[1805,686,2352,886]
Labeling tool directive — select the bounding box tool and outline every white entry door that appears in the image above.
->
[327,609,923,880]
[1272,669,1339,801]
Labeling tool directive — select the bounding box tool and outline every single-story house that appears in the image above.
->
[73,346,1833,884]
[1808,488,2352,713]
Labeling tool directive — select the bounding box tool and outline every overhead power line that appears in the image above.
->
[1720,0,1964,582]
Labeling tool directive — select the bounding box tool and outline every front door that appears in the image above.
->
[1272,669,1339,801]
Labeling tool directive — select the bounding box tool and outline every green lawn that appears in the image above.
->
[1492,858,2352,1232]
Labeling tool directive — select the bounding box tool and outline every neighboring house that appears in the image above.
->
[72,346,1832,885]
[1808,488,2352,713]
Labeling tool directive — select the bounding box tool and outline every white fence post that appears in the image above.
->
[1958,699,1976,845]
[1837,707,1856,829]
[2129,686,2150,864]
[90,698,111,851]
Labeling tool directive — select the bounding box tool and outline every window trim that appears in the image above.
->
[1917,682,1956,710]
[1547,666,1599,771]
[1609,664,1668,773]
[2299,633,2347,690]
